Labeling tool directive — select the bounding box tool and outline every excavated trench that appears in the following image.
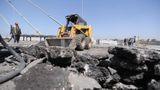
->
[0,41,160,90]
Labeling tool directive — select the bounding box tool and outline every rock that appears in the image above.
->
[103,67,121,88]
[108,46,146,64]
[48,47,76,67]
[19,45,76,67]
[68,72,101,89]
[108,47,138,63]
[108,67,117,75]
[85,66,120,88]
[19,45,48,58]
[0,81,15,90]
[15,64,70,90]
[122,72,144,84]
[112,82,138,90]
[110,56,148,72]
[48,47,75,59]
[146,50,160,62]
[108,46,160,89]
[77,48,109,61]
[15,63,101,90]
[0,49,12,60]
[147,79,160,90]
[97,59,111,67]
[73,54,99,66]
[108,46,160,72]
[73,62,86,73]
[154,64,160,76]
[91,54,109,61]
[2,44,160,90]
[109,46,160,64]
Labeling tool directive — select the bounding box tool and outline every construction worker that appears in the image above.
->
[15,22,21,43]
[8,25,16,43]
[128,38,134,46]
[128,36,137,47]
[124,38,128,46]
[133,36,137,46]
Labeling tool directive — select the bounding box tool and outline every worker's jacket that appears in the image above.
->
[11,27,21,35]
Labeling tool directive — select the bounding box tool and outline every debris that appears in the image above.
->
[0,81,15,90]
[112,82,138,90]
[0,35,25,83]
[19,45,75,67]
[0,40,160,90]
[68,72,101,89]
[108,46,160,89]
[20,57,46,74]
[154,64,160,76]
[147,79,160,90]
[15,64,70,90]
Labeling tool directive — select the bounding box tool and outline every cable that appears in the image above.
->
[0,34,25,83]
[27,0,62,26]
[0,14,10,26]
[82,0,84,17]
[5,0,41,35]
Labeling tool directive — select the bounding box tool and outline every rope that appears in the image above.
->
[5,0,41,35]
[27,0,62,26]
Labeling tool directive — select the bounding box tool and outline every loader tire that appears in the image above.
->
[84,37,92,49]
[75,34,85,51]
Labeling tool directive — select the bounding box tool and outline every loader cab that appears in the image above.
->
[65,14,87,25]
[64,14,89,36]
[65,14,87,32]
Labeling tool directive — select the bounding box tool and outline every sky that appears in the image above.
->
[0,0,160,40]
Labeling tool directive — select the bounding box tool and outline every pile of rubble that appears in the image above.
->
[108,47,160,89]
[0,41,160,90]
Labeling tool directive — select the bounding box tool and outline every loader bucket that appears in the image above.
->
[45,37,76,49]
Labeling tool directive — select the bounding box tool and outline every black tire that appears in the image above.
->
[75,34,85,50]
[84,37,91,49]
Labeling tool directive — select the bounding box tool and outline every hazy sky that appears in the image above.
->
[0,0,160,40]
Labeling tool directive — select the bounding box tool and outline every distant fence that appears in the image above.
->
[21,34,56,41]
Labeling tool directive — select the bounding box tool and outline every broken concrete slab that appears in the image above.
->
[15,63,101,90]
[1,44,160,90]
[108,46,146,64]
[112,82,138,90]
[0,81,15,90]
[19,45,76,67]
[154,64,160,76]
[15,64,70,90]
[147,79,160,90]
[68,72,101,89]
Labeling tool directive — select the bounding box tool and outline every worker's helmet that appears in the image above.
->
[15,22,18,25]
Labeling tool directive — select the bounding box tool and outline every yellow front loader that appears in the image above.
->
[45,14,92,50]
